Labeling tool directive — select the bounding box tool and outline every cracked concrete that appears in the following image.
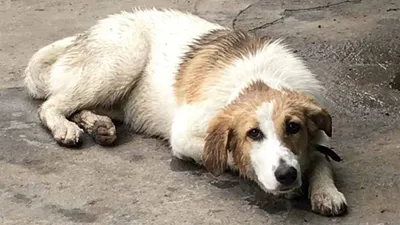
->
[1,0,400,224]
[233,0,362,30]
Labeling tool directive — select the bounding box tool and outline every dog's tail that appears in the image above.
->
[24,36,76,99]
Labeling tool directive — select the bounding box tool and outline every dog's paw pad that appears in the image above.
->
[53,122,84,147]
[91,120,117,146]
[311,189,347,216]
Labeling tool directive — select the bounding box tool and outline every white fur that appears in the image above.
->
[25,36,77,99]
[222,40,325,106]
[251,101,301,192]
[170,101,219,162]
[24,8,346,216]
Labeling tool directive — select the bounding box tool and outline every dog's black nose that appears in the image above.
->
[274,166,297,186]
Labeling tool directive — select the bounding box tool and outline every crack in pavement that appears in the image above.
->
[249,17,285,32]
[232,2,258,29]
[284,0,362,13]
[192,0,199,15]
[231,0,362,31]
[387,8,399,12]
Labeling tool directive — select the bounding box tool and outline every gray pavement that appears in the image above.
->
[1,0,400,224]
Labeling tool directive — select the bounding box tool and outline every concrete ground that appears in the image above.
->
[1,0,400,224]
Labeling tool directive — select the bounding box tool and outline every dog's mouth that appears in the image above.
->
[269,184,302,196]
[256,179,301,195]
[275,185,299,193]
[278,186,294,192]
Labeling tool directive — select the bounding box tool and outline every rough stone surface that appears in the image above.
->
[1,0,400,224]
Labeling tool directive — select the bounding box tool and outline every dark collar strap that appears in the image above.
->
[315,145,342,162]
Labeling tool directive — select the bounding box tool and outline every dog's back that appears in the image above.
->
[24,9,221,98]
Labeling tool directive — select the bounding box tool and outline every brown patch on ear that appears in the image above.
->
[307,106,332,137]
[230,131,252,175]
[203,113,232,176]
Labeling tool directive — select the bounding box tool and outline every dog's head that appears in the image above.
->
[202,81,331,194]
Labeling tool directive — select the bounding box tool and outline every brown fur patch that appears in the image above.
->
[174,29,269,104]
[203,112,231,176]
[203,80,332,178]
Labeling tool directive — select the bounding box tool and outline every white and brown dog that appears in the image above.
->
[24,8,347,216]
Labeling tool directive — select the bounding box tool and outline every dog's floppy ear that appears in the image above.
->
[202,112,232,176]
[306,104,332,137]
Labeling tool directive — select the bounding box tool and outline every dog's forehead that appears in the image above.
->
[254,101,279,139]
[256,101,275,122]
[256,93,310,118]
[253,98,309,133]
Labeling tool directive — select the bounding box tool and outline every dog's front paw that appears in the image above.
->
[310,188,347,216]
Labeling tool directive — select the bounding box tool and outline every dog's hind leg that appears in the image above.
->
[35,16,150,147]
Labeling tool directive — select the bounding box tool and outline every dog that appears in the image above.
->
[24,8,347,216]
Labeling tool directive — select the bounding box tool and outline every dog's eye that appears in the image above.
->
[286,121,301,135]
[247,128,264,141]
